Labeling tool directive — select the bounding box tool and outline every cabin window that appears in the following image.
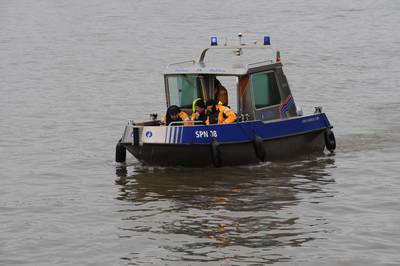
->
[167,75,203,109]
[251,72,281,109]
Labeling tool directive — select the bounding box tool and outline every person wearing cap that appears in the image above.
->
[161,105,190,126]
[205,99,237,125]
[191,99,207,124]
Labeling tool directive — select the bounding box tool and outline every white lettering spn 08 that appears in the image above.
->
[195,130,217,138]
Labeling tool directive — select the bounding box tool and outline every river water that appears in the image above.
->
[1,0,399,265]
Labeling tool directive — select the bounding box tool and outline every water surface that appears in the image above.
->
[1,0,399,265]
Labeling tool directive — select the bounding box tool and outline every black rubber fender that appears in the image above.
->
[253,136,267,162]
[324,128,336,152]
[211,140,222,167]
[115,139,126,163]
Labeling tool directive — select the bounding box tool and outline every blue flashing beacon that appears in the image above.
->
[263,36,271,45]
[211,36,218,46]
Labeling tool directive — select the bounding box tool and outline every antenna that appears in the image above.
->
[238,32,243,45]
[236,33,243,56]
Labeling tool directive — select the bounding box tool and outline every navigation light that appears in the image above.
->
[263,36,271,45]
[211,36,218,46]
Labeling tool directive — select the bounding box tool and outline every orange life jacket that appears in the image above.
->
[206,105,236,125]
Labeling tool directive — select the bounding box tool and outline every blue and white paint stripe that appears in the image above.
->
[165,126,184,144]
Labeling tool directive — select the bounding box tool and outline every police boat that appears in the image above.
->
[115,34,336,167]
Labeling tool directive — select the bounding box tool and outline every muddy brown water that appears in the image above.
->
[1,0,399,265]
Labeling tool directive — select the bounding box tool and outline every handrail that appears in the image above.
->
[246,60,274,68]
[168,120,205,126]
[167,60,195,68]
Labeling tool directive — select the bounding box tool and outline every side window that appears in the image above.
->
[167,76,202,108]
[251,72,281,109]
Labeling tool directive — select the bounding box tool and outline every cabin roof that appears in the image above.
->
[164,44,280,76]
[164,64,249,75]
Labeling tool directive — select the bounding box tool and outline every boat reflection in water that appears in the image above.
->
[115,156,336,264]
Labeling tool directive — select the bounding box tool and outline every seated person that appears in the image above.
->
[214,78,228,106]
[161,105,190,126]
[205,99,237,125]
[191,99,207,124]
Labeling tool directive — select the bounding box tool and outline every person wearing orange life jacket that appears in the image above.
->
[191,99,207,125]
[205,99,237,125]
[214,78,228,106]
[161,105,190,126]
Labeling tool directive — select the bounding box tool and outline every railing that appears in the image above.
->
[246,60,274,68]
[168,120,205,126]
[167,60,195,68]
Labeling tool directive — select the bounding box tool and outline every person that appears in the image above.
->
[214,78,228,106]
[162,105,190,126]
[191,99,207,124]
[205,99,237,125]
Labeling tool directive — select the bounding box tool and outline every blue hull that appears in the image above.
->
[123,113,332,167]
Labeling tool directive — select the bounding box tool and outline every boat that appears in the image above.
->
[115,34,336,167]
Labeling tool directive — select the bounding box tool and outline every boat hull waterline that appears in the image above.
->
[118,113,332,167]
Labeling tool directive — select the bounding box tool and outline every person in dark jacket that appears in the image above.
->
[191,99,207,124]
[162,105,190,126]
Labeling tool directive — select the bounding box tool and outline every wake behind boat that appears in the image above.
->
[115,34,336,167]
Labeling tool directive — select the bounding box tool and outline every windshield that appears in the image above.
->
[166,75,204,108]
